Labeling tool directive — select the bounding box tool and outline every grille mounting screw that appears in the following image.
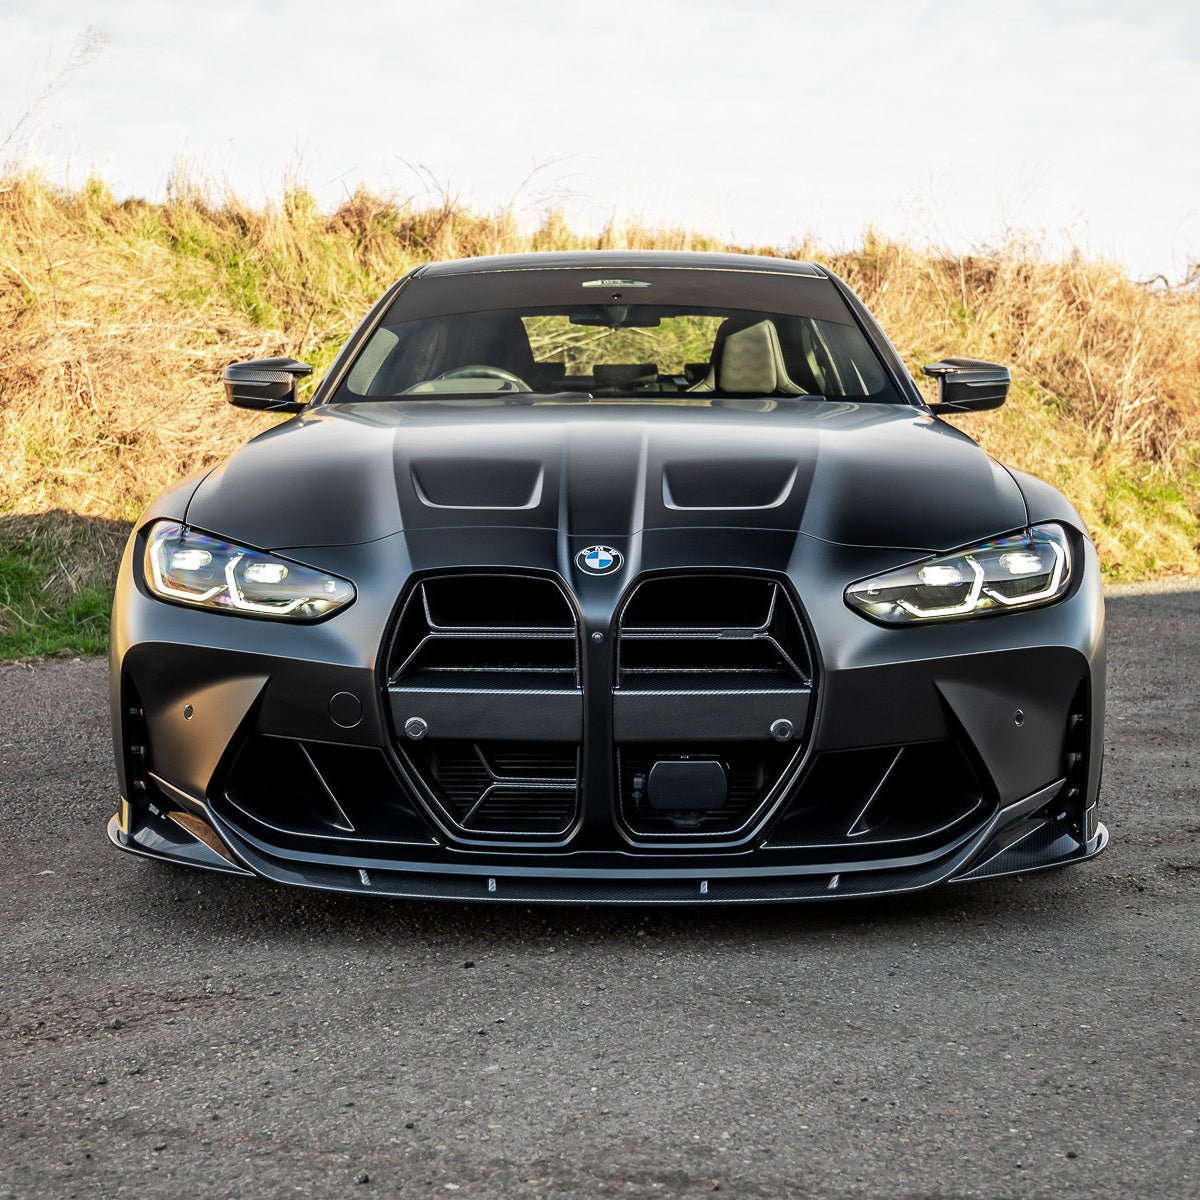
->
[404,716,429,740]
[770,719,794,742]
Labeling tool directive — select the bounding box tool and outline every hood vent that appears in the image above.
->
[411,458,544,510]
[662,459,797,511]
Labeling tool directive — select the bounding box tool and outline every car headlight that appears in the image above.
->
[845,523,1072,624]
[143,521,355,621]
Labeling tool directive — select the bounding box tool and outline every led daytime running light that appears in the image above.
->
[148,538,223,603]
[897,556,985,618]
[983,539,1067,607]
[224,555,306,616]
[143,521,355,622]
[845,524,1073,625]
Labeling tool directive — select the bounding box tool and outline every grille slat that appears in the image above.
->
[615,574,813,839]
[387,574,583,841]
[617,577,811,688]
[389,576,579,685]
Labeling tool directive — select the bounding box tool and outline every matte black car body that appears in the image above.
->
[109,251,1107,904]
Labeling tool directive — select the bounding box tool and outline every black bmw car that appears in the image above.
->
[109,250,1107,904]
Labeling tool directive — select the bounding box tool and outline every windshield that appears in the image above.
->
[333,304,904,403]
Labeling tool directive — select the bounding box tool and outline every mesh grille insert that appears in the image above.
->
[405,741,580,836]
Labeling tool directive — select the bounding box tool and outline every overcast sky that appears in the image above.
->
[2,0,1197,278]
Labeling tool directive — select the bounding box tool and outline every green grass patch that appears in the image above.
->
[1097,468,1200,582]
[0,514,129,660]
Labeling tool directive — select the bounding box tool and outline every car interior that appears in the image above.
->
[338,306,900,402]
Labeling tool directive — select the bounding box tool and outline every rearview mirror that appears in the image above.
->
[923,358,1009,413]
[569,305,661,328]
[224,358,313,413]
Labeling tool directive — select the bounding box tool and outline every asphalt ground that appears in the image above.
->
[1,583,1197,1199]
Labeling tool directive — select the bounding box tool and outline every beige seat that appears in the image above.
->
[688,318,808,395]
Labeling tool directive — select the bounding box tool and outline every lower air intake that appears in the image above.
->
[403,741,579,836]
[216,735,433,851]
[765,739,989,856]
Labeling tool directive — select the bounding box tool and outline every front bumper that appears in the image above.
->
[109,522,1107,904]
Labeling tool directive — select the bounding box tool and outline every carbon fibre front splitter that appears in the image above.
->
[107,790,1108,906]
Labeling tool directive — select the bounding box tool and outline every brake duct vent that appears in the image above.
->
[218,735,433,849]
[765,740,988,855]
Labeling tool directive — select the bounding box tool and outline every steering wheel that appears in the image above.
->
[434,364,532,392]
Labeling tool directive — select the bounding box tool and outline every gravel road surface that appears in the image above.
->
[1,584,1197,1199]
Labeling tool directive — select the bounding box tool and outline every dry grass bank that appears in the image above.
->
[1,170,1198,655]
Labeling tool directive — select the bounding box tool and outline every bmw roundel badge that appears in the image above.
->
[577,545,623,575]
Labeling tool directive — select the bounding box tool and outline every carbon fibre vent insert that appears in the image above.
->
[217,735,434,850]
[765,740,989,855]
[386,575,582,841]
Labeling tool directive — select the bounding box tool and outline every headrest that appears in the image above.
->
[461,312,537,375]
[690,318,807,395]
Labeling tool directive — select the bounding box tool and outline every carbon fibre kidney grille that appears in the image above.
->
[386,575,583,840]
[614,575,814,839]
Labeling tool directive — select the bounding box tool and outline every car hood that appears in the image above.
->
[185,399,1028,553]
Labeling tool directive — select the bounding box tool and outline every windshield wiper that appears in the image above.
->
[508,391,594,404]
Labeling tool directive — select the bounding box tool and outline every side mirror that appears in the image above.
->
[923,357,1009,413]
[224,358,313,413]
